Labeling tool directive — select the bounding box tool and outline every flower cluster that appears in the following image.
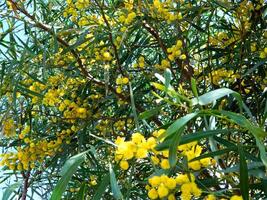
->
[147,173,202,200]
[178,142,215,170]
[116,76,129,94]
[167,40,186,61]
[115,132,155,170]
[149,0,183,23]
[2,118,15,138]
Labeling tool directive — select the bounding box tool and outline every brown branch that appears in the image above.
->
[142,20,193,81]
[21,171,30,200]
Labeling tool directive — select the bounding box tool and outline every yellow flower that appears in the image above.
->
[180,54,187,60]
[148,188,158,199]
[103,52,112,61]
[149,176,161,187]
[191,182,202,197]
[116,141,135,160]
[122,77,129,84]
[151,156,160,165]
[206,194,216,200]
[157,184,169,198]
[165,178,176,189]
[132,132,145,144]
[175,174,195,185]
[189,160,201,170]
[230,195,243,200]
[160,159,170,169]
[119,160,129,170]
[135,147,148,159]
[168,194,175,200]
[2,119,15,137]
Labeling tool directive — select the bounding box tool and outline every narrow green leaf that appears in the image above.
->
[219,110,267,138]
[139,107,161,120]
[192,88,236,106]
[156,129,231,151]
[159,112,198,139]
[238,145,249,200]
[76,182,87,200]
[180,129,231,145]
[92,174,110,200]
[169,126,185,167]
[50,151,88,200]
[164,68,172,90]
[255,138,267,168]
[190,146,237,162]
[2,182,21,200]
[129,82,139,130]
[191,78,198,97]
[109,164,123,200]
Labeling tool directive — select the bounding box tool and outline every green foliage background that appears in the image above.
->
[0,0,266,199]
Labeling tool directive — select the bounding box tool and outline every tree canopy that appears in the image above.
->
[0,0,266,199]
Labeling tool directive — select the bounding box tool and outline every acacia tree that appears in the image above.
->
[0,0,266,199]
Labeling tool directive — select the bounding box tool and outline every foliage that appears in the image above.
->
[0,0,266,199]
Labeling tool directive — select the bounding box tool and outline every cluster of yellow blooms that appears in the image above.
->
[114,129,214,171]
[116,76,129,94]
[27,81,46,104]
[118,11,137,25]
[48,48,75,67]
[2,118,15,137]
[178,142,215,170]
[167,40,186,61]
[146,173,201,200]
[209,32,237,48]
[94,44,113,62]
[133,56,146,69]
[155,40,186,70]
[149,0,183,23]
[113,128,220,199]
[115,132,155,170]
[63,0,90,22]
[205,194,243,200]
[0,120,81,171]
[194,67,241,86]
[0,133,61,171]
[155,59,171,70]
[259,47,267,59]
[210,69,240,86]
[30,74,90,122]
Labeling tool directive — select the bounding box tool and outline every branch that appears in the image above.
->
[21,171,30,200]
[142,20,193,81]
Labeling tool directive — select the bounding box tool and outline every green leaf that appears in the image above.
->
[156,129,231,151]
[76,182,87,200]
[191,78,198,97]
[180,129,231,145]
[2,182,21,200]
[159,112,198,139]
[238,145,249,200]
[129,82,139,130]
[255,138,267,169]
[164,68,172,90]
[191,88,236,106]
[50,151,88,200]
[190,146,237,162]
[139,107,161,120]
[109,164,123,200]
[169,126,185,167]
[219,110,267,138]
[92,174,110,200]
